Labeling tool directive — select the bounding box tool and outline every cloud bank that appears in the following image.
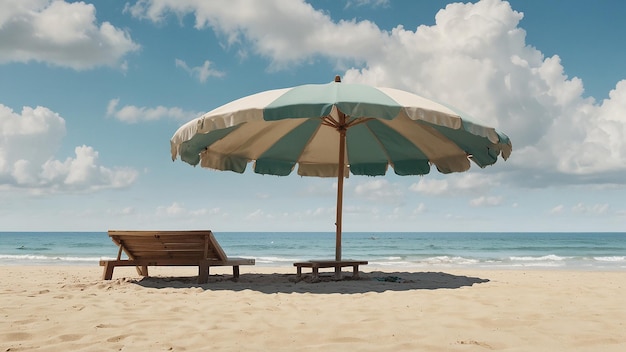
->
[0,104,138,194]
[106,99,201,123]
[127,0,626,187]
[0,0,139,70]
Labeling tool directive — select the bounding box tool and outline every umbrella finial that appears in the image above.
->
[334,75,341,83]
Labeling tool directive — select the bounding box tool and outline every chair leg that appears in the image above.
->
[135,265,148,276]
[198,264,209,284]
[102,262,115,280]
[233,266,240,278]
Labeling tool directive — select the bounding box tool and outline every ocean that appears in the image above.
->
[1,232,625,270]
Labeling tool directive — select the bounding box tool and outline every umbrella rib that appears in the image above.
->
[321,116,339,129]
[322,115,372,130]
[346,117,372,128]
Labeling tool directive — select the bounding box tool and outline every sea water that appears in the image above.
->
[1,232,625,270]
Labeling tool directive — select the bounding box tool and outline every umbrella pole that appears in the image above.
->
[335,116,347,262]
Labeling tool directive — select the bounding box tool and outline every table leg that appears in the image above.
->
[335,266,342,280]
[352,265,359,278]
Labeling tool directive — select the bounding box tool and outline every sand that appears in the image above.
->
[1,265,625,351]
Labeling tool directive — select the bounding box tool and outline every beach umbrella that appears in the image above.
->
[170,76,512,261]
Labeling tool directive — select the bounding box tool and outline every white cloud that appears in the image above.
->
[107,207,136,216]
[0,104,138,194]
[155,202,224,218]
[0,0,139,70]
[353,179,402,202]
[409,178,448,195]
[41,145,138,190]
[125,0,384,69]
[301,181,336,197]
[306,207,333,218]
[550,205,565,215]
[412,203,426,214]
[246,209,268,221]
[106,98,201,123]
[345,0,390,9]
[550,203,610,216]
[175,58,225,83]
[157,202,186,216]
[469,195,503,207]
[409,173,500,196]
[126,0,626,187]
[571,202,609,215]
[190,207,222,217]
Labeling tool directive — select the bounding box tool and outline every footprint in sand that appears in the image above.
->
[53,294,73,299]
[58,334,83,342]
[106,334,132,343]
[457,340,493,348]
[3,332,33,341]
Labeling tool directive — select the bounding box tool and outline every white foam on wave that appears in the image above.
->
[0,254,110,263]
[386,256,403,261]
[254,256,302,264]
[510,262,565,268]
[369,260,413,267]
[506,254,571,268]
[368,256,483,267]
[509,254,568,262]
[593,256,626,262]
[422,256,480,265]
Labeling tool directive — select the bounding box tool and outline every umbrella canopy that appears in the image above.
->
[171,76,512,261]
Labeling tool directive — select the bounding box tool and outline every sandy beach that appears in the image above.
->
[1,265,625,351]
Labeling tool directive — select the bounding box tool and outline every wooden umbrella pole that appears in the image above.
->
[335,114,346,262]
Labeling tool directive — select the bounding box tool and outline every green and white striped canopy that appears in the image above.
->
[171,78,512,177]
[171,77,512,261]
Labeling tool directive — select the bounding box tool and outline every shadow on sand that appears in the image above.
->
[132,271,490,294]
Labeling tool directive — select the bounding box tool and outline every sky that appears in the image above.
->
[1,0,625,233]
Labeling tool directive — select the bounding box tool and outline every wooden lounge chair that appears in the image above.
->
[99,230,255,284]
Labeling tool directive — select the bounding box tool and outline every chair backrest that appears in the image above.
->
[108,230,228,261]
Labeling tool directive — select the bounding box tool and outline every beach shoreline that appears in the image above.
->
[2,265,625,351]
[3,231,625,270]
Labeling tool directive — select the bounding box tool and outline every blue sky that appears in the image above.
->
[1,0,625,232]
